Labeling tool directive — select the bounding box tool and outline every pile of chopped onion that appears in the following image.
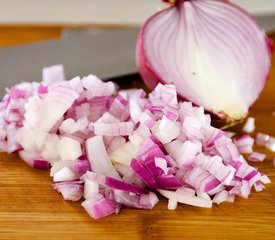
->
[0,65,271,219]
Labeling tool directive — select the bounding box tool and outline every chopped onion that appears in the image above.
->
[74,156,91,177]
[176,187,195,196]
[253,181,264,192]
[112,190,158,210]
[109,141,138,166]
[234,135,254,154]
[52,180,83,201]
[158,189,212,208]
[265,137,275,152]
[136,0,271,123]
[165,140,201,167]
[0,64,270,220]
[42,64,65,85]
[83,178,99,200]
[248,152,266,163]
[224,131,236,138]
[84,171,148,195]
[82,74,116,98]
[32,159,49,170]
[197,192,211,201]
[151,116,180,144]
[57,137,82,161]
[59,117,88,134]
[93,122,134,136]
[19,150,49,169]
[242,117,255,133]
[81,196,118,220]
[260,174,271,184]
[255,132,270,146]
[85,136,121,179]
[167,198,178,210]
[212,190,229,204]
[53,167,77,182]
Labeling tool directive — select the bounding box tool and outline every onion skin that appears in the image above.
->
[136,0,272,124]
[136,19,165,90]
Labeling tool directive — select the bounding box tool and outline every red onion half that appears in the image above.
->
[136,0,272,123]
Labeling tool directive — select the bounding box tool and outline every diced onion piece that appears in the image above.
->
[226,195,235,203]
[196,154,235,185]
[234,135,254,154]
[82,196,118,219]
[196,192,211,201]
[57,137,82,161]
[93,122,134,136]
[152,116,180,144]
[83,178,99,200]
[265,137,275,152]
[212,190,229,204]
[154,157,168,175]
[168,140,201,167]
[175,187,196,196]
[240,181,251,198]
[158,189,212,208]
[260,174,271,184]
[59,118,88,134]
[86,136,120,179]
[74,157,91,176]
[242,117,255,133]
[248,152,266,162]
[255,132,270,146]
[42,64,65,85]
[109,141,137,166]
[106,136,126,153]
[19,150,49,169]
[52,180,83,201]
[129,123,151,147]
[82,74,116,97]
[168,199,178,210]
[137,191,159,209]
[96,112,120,123]
[224,131,236,138]
[41,134,60,162]
[113,190,158,210]
[53,167,77,182]
[254,181,265,192]
[50,160,74,177]
[84,171,148,195]
[32,159,49,169]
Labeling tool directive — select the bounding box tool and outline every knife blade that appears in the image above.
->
[0,28,141,97]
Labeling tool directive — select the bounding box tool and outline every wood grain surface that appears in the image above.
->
[0,27,275,240]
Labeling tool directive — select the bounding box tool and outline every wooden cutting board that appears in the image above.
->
[0,27,275,240]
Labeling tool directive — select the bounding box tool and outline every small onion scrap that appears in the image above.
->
[0,65,271,219]
[242,117,255,133]
[248,152,266,163]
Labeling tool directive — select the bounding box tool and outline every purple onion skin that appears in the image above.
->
[135,8,170,91]
[136,31,163,90]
